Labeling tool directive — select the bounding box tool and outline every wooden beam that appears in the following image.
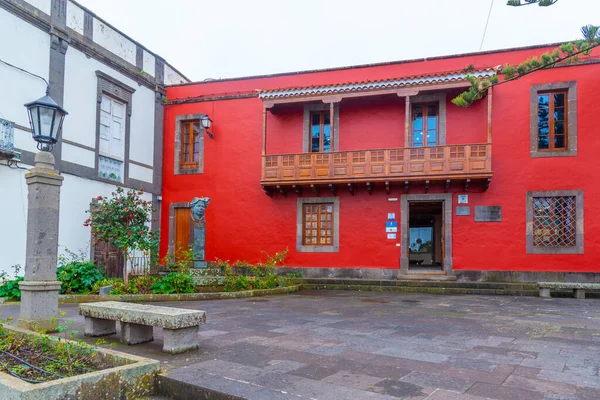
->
[310,184,319,196]
[347,183,354,195]
[262,107,268,156]
[329,183,336,195]
[487,87,493,143]
[464,178,471,191]
[292,184,302,196]
[445,179,451,192]
[277,185,287,196]
[262,185,273,197]
[385,181,390,194]
[366,182,373,195]
[404,180,409,193]
[404,96,411,148]
[330,102,335,150]
[424,180,430,193]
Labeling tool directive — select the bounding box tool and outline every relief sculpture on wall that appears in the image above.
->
[190,197,211,268]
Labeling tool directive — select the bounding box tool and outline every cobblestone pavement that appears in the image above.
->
[2,290,600,399]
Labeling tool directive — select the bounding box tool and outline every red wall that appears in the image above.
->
[162,45,600,273]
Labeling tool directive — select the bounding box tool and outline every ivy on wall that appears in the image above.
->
[453,25,600,108]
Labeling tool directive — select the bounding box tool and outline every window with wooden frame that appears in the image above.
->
[537,91,567,151]
[412,103,438,147]
[310,111,331,153]
[302,203,334,246]
[180,120,201,170]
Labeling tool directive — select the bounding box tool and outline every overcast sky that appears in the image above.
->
[77,0,599,82]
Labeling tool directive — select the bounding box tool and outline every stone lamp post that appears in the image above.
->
[17,88,68,332]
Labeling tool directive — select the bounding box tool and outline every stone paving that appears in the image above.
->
[2,290,600,399]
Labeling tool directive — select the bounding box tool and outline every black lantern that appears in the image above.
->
[24,88,68,151]
[200,114,214,139]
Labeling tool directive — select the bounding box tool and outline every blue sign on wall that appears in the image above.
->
[385,221,398,228]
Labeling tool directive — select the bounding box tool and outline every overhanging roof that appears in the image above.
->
[258,68,496,101]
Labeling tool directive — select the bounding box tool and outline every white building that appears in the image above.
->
[0,0,188,276]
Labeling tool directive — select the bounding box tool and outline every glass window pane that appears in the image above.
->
[554,135,565,149]
[427,130,437,146]
[554,107,565,121]
[538,122,549,136]
[554,93,565,107]
[323,113,331,153]
[413,131,423,146]
[538,95,549,108]
[427,104,437,116]
[554,121,565,135]
[538,107,549,123]
[427,116,437,131]
[538,136,549,149]
[311,113,321,153]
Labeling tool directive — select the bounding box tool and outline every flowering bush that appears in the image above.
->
[85,187,158,282]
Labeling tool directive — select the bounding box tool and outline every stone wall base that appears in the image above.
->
[281,267,600,283]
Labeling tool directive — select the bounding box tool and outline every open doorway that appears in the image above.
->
[408,201,443,271]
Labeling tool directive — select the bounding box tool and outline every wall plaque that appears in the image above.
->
[474,206,502,222]
[456,206,470,216]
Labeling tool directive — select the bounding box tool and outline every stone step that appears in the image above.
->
[156,373,244,400]
[299,278,538,291]
[301,283,539,297]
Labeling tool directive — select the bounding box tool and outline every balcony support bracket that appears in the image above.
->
[385,181,390,195]
[404,180,409,193]
[277,185,287,197]
[310,184,319,196]
[464,178,471,191]
[262,185,273,198]
[366,182,373,195]
[292,184,302,196]
[347,183,354,196]
[445,179,451,193]
[329,184,336,195]
[484,177,492,191]
[425,180,430,193]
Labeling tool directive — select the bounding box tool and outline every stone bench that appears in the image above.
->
[538,282,600,299]
[79,301,206,354]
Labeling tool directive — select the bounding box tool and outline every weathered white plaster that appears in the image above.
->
[92,18,137,66]
[0,10,50,129]
[62,142,96,168]
[24,0,51,15]
[13,127,39,155]
[0,166,30,276]
[142,50,155,77]
[129,87,155,167]
[66,1,85,35]
[164,64,187,85]
[128,163,153,183]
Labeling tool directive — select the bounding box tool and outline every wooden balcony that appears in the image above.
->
[261,143,492,194]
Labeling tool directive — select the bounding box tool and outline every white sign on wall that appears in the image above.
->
[458,194,469,204]
[387,233,397,240]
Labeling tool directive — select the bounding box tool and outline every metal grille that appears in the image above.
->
[533,196,576,247]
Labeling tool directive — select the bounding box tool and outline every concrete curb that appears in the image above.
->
[56,285,301,304]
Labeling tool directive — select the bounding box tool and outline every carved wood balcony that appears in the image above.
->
[261,143,492,193]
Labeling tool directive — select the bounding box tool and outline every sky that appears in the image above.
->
[76,0,599,82]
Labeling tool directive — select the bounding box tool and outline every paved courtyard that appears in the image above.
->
[2,290,600,399]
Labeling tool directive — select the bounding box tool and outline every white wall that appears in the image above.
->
[58,174,153,262]
[63,48,155,181]
[24,0,51,15]
[93,18,137,66]
[0,10,49,129]
[0,164,30,276]
[66,1,85,35]
[164,64,187,85]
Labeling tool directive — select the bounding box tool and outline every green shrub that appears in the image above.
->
[0,277,24,300]
[224,275,249,292]
[150,272,194,294]
[131,275,160,294]
[57,262,105,294]
[91,278,122,294]
[110,279,138,295]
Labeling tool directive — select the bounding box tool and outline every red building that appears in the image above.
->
[161,43,599,282]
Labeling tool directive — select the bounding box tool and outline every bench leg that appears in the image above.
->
[84,317,117,337]
[120,322,153,345]
[575,289,586,299]
[539,288,551,298]
[162,326,199,354]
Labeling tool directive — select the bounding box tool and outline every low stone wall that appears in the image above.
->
[0,326,159,400]
[455,270,600,283]
[58,285,301,304]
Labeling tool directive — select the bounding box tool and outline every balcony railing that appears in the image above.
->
[0,119,15,160]
[261,143,492,186]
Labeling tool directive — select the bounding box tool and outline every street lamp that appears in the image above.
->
[24,87,68,151]
[200,114,214,139]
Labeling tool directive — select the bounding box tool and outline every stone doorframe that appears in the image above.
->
[400,193,453,275]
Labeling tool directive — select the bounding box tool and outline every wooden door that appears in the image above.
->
[440,201,445,269]
[94,240,124,278]
[174,207,192,258]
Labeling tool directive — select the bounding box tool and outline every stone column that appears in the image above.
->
[18,151,64,332]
